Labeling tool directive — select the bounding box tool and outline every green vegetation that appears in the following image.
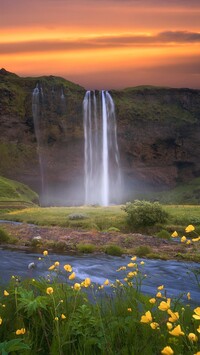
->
[104,244,124,256]
[0,252,199,354]
[156,230,171,240]
[0,228,10,244]
[134,245,152,257]
[0,176,38,205]
[122,200,169,229]
[76,243,96,254]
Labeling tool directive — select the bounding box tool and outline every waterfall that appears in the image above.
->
[83,90,121,206]
[32,84,44,198]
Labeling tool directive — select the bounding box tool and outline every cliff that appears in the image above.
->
[0,69,200,204]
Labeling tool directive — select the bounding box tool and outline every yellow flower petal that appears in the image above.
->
[150,322,159,329]
[61,314,66,319]
[0,317,2,325]
[181,236,187,243]
[64,264,72,272]
[46,287,54,295]
[169,325,184,336]
[171,231,178,238]
[4,290,9,296]
[48,265,55,271]
[157,285,164,290]
[185,224,195,233]
[188,333,198,342]
[149,298,156,304]
[161,346,174,355]
[158,299,171,311]
[74,283,81,291]
[140,311,152,323]
[69,272,76,280]
[43,250,48,256]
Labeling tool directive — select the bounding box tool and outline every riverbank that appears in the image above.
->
[0,221,199,262]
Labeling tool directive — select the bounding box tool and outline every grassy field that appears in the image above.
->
[0,176,38,205]
[1,204,200,233]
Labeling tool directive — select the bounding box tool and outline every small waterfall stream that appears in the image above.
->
[83,90,121,206]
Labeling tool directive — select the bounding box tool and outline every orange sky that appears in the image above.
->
[1,0,200,89]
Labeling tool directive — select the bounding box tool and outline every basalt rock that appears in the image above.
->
[0,69,200,204]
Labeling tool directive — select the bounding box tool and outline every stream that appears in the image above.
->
[0,248,199,305]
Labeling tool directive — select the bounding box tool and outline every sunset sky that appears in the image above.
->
[1,0,200,89]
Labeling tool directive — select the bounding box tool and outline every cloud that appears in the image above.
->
[1,31,200,55]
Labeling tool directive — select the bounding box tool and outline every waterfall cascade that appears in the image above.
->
[32,84,45,198]
[83,90,121,206]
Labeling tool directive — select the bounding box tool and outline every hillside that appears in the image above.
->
[0,69,200,205]
[0,176,38,206]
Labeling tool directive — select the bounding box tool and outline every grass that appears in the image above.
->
[0,176,38,204]
[1,204,200,232]
[0,254,199,354]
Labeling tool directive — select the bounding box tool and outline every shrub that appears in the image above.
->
[76,243,96,253]
[0,228,10,243]
[134,245,152,257]
[104,244,124,256]
[122,200,168,229]
[156,229,171,240]
[107,227,120,232]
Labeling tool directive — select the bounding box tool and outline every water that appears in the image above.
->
[83,90,121,206]
[32,84,45,198]
[0,249,199,305]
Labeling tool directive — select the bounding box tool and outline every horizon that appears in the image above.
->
[1,0,200,90]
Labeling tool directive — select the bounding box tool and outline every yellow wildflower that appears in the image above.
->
[64,264,72,272]
[140,311,152,323]
[74,283,81,291]
[149,298,156,304]
[161,346,174,355]
[54,261,60,267]
[4,290,9,296]
[140,261,145,265]
[46,287,54,295]
[156,292,162,298]
[127,271,137,278]
[187,292,191,300]
[127,308,132,312]
[54,317,59,321]
[0,317,2,325]
[61,314,66,319]
[127,262,136,268]
[188,333,198,342]
[16,328,26,335]
[193,307,200,320]
[185,224,195,233]
[43,250,48,256]
[186,240,191,245]
[194,352,200,355]
[117,266,126,271]
[167,309,179,323]
[171,231,178,238]
[197,325,200,333]
[104,279,110,285]
[169,325,184,336]
[166,322,173,330]
[181,236,187,243]
[83,278,91,287]
[158,298,171,311]
[157,285,164,290]
[69,272,76,280]
[150,322,159,329]
[192,237,200,242]
[48,265,55,271]
[131,256,137,261]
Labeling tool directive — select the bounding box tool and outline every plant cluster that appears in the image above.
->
[122,200,169,229]
[0,229,199,354]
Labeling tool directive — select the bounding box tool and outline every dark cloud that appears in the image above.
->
[1,31,200,55]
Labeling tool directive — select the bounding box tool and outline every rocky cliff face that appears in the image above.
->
[0,69,200,204]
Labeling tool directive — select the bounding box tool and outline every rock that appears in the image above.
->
[28,262,36,269]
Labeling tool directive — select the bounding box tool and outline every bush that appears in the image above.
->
[0,228,10,243]
[76,243,96,253]
[134,245,152,257]
[122,200,168,229]
[104,244,124,256]
[156,229,171,240]
[68,213,88,220]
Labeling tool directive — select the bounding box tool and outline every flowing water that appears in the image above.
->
[0,249,199,305]
[32,84,45,197]
[83,91,121,206]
